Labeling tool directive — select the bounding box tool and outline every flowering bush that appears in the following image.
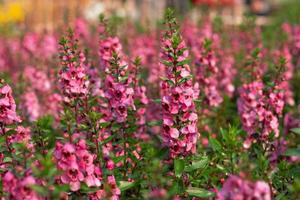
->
[0,7,300,200]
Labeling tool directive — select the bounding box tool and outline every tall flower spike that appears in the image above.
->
[160,9,199,158]
[104,52,134,123]
[193,38,223,107]
[58,30,88,99]
[237,56,285,148]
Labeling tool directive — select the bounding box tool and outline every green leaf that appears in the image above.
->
[119,181,136,192]
[147,120,162,127]
[89,111,102,122]
[178,75,193,84]
[161,60,173,67]
[186,187,215,198]
[284,148,300,157]
[177,59,190,66]
[174,159,185,178]
[209,138,222,152]
[169,179,184,195]
[112,155,125,164]
[30,185,47,195]
[152,99,161,103]
[100,134,115,145]
[291,128,300,136]
[251,48,261,59]
[99,122,111,128]
[160,76,175,86]
[80,183,99,193]
[185,157,208,172]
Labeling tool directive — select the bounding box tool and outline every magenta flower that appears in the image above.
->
[103,50,135,123]
[0,84,21,125]
[45,93,63,121]
[217,175,271,200]
[160,20,199,158]
[8,126,33,150]
[54,140,101,191]
[59,33,89,99]
[193,40,223,107]
[238,81,284,148]
[2,171,42,200]
[40,34,57,59]
[22,90,41,121]
[99,37,123,70]
[24,66,51,93]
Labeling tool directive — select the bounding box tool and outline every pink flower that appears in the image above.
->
[193,41,223,107]
[99,37,123,70]
[217,175,271,200]
[160,23,199,158]
[22,90,41,121]
[0,84,21,125]
[24,66,51,93]
[238,81,284,148]
[59,34,89,99]
[8,126,33,150]
[45,93,63,121]
[40,34,57,58]
[2,171,42,200]
[54,141,102,191]
[102,43,135,123]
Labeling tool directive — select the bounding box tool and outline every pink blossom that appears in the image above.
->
[160,27,199,158]
[24,66,51,93]
[59,34,89,99]
[8,126,33,149]
[40,34,57,58]
[99,37,123,70]
[0,84,21,125]
[238,81,284,148]
[22,90,41,121]
[217,175,271,200]
[192,40,223,107]
[54,140,102,191]
[2,171,42,200]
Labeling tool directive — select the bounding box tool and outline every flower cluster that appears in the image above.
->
[193,39,223,107]
[217,53,236,97]
[2,171,42,200]
[272,46,295,106]
[23,33,57,59]
[0,84,21,125]
[99,37,123,70]
[237,81,284,148]
[59,32,89,99]
[22,90,41,121]
[91,175,120,200]
[45,93,63,121]
[217,175,271,200]
[160,15,199,158]
[130,35,160,84]
[54,139,102,191]
[104,53,135,123]
[8,125,33,150]
[130,60,149,139]
[24,66,51,93]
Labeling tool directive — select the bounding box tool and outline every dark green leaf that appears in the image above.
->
[291,128,300,136]
[185,157,208,172]
[174,159,185,178]
[285,148,300,157]
[209,138,222,152]
[119,181,136,192]
[186,187,215,198]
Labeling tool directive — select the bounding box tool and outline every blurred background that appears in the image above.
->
[0,0,299,35]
